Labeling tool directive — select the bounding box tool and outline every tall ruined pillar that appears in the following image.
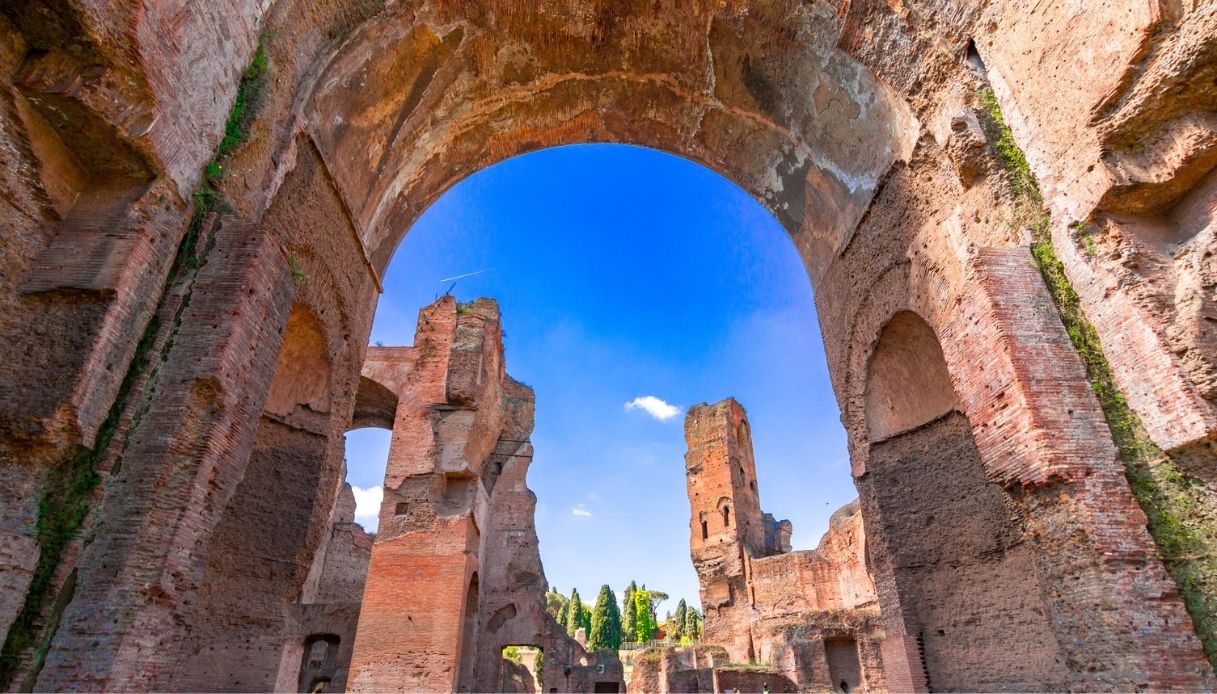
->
[349,296,622,693]
[684,398,768,662]
[348,297,515,692]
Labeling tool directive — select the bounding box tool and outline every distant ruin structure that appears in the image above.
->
[682,399,883,692]
[0,1,1215,691]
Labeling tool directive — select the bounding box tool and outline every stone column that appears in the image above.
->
[34,218,296,691]
[348,298,502,692]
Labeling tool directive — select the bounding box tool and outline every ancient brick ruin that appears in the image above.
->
[679,399,883,692]
[347,297,622,693]
[1,1,1217,691]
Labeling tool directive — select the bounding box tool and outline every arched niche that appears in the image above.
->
[177,301,339,691]
[265,304,333,429]
[863,311,959,442]
[857,310,1065,690]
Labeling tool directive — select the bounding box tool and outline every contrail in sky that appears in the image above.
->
[439,269,491,283]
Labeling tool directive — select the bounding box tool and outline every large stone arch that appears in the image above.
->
[0,1,1212,691]
[298,1,918,279]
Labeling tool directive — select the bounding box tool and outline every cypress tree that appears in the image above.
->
[674,599,688,639]
[632,588,656,642]
[588,585,622,651]
[621,581,638,642]
[555,599,568,628]
[683,607,701,640]
[565,588,583,637]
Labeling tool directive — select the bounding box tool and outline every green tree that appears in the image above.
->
[588,585,622,651]
[646,590,669,621]
[546,588,567,621]
[632,588,656,642]
[621,581,638,642]
[555,599,568,628]
[682,606,701,641]
[674,599,688,640]
[565,588,584,637]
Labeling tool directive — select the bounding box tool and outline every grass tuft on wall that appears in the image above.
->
[979,87,1217,667]
[0,31,273,689]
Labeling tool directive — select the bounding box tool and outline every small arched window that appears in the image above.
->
[721,506,731,528]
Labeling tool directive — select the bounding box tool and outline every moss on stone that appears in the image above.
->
[979,88,1217,667]
[979,88,1039,202]
[0,33,274,688]
[0,309,158,689]
[218,31,270,161]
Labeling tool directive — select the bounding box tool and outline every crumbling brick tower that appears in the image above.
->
[346,296,621,694]
[684,399,886,693]
[686,398,780,662]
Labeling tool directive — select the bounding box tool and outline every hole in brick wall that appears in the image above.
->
[395,502,409,516]
[964,38,986,75]
[445,474,477,509]
[298,633,341,692]
[484,459,505,495]
[500,645,543,693]
[824,637,863,693]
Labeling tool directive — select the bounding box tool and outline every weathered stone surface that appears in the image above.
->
[973,1,1217,464]
[626,646,724,694]
[0,1,1214,691]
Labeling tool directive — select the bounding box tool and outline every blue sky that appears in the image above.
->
[344,144,856,616]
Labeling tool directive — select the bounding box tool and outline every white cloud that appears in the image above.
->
[624,395,681,421]
[351,485,383,532]
[572,504,593,518]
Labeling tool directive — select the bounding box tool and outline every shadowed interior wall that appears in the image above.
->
[859,313,1065,691]
[177,304,334,691]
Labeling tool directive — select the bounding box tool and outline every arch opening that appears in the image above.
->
[456,573,481,692]
[857,311,1064,690]
[179,303,339,691]
[499,645,544,694]
[336,142,853,691]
